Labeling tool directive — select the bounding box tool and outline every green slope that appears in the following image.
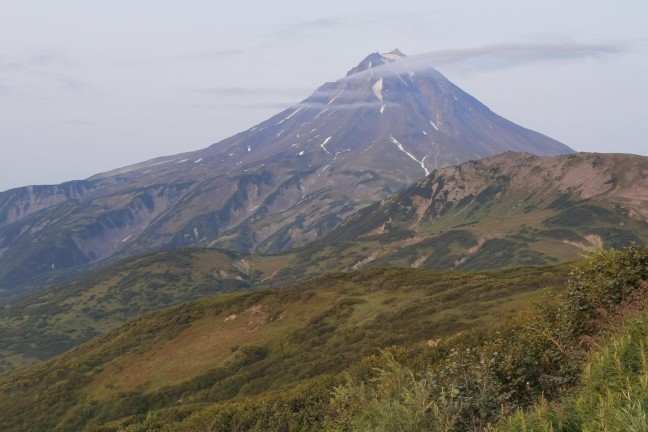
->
[0,247,290,371]
[0,264,568,431]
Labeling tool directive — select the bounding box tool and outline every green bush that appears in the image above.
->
[494,313,648,432]
[327,245,648,431]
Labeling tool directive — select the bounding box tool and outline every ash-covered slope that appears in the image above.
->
[0,50,573,299]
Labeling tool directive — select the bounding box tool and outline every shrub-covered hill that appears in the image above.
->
[323,245,648,432]
[0,247,294,371]
[3,246,642,432]
[104,246,645,432]
[0,264,569,431]
[321,152,648,270]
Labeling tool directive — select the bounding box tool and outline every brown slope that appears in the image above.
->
[322,152,648,269]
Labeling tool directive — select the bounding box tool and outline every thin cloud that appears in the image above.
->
[224,101,296,110]
[345,42,625,79]
[0,50,86,97]
[193,86,309,99]
[420,42,622,65]
[295,101,386,111]
[0,51,73,72]
[267,12,421,41]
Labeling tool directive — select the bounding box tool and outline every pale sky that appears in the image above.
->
[1,1,647,192]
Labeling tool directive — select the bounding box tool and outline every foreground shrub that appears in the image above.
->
[327,245,648,431]
[494,313,648,431]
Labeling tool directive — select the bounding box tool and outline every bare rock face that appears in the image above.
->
[0,50,573,299]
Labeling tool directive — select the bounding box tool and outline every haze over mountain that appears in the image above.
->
[0,50,573,300]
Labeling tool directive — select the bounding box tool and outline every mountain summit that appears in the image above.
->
[345,49,406,76]
[187,48,573,182]
[0,50,573,299]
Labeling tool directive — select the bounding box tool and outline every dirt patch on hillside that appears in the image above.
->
[562,234,604,250]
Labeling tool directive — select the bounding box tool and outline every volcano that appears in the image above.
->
[0,49,573,298]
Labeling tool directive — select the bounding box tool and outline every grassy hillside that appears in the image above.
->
[0,247,289,371]
[3,152,646,375]
[0,229,578,373]
[0,264,568,431]
[76,245,645,432]
[318,245,648,432]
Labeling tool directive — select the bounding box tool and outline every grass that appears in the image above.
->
[0,264,568,431]
[0,248,287,371]
[494,311,648,432]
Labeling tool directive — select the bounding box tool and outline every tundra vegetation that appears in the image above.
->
[0,246,645,431]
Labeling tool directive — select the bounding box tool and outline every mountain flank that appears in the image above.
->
[0,50,573,300]
[0,246,645,431]
[322,151,648,269]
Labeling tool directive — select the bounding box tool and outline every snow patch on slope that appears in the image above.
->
[320,136,332,154]
[276,107,303,125]
[328,90,344,105]
[389,135,430,176]
[148,159,175,167]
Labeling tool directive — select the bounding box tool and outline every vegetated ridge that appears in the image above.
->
[321,151,648,270]
[0,262,570,431]
[0,245,646,431]
[0,151,645,372]
[0,248,279,371]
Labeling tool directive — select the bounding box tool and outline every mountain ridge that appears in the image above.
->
[0,50,573,300]
[0,151,646,371]
[321,151,648,269]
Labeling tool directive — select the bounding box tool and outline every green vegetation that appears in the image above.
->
[0,264,568,431]
[324,245,648,431]
[0,245,646,431]
[494,315,648,431]
[0,248,265,371]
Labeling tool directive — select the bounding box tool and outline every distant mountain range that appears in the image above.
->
[0,50,574,300]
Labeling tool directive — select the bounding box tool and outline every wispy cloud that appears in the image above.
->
[193,86,309,99]
[294,100,386,111]
[0,51,74,73]
[345,42,624,79]
[223,101,296,110]
[0,50,86,97]
[423,42,621,65]
[266,12,422,42]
